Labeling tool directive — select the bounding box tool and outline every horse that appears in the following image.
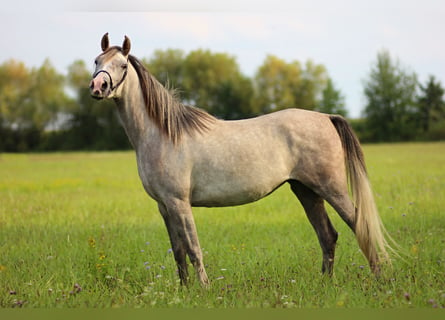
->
[89,33,391,287]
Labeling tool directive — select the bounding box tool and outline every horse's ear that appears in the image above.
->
[122,36,131,56]
[101,32,109,52]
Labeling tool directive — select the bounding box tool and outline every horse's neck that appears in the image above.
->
[115,68,161,150]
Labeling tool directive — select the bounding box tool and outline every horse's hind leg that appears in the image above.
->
[290,181,338,275]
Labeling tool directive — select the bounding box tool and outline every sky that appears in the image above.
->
[2,0,444,118]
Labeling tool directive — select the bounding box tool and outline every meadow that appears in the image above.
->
[0,143,444,308]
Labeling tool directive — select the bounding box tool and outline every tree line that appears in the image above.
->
[0,49,443,151]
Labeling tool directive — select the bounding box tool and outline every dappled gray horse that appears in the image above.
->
[90,33,390,287]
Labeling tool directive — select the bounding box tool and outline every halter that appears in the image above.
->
[93,59,128,93]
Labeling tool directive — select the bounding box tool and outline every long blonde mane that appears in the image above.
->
[128,55,216,143]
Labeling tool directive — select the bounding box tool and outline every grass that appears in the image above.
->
[0,143,444,308]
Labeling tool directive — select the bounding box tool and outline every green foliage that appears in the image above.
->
[253,55,327,112]
[181,49,255,119]
[0,59,69,151]
[143,49,186,90]
[360,51,445,142]
[417,75,445,134]
[0,144,444,307]
[1,48,444,152]
[362,50,418,141]
[145,49,256,119]
[315,78,348,116]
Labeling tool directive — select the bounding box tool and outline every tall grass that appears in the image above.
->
[0,143,444,308]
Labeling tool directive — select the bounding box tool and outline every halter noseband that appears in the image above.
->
[93,59,128,93]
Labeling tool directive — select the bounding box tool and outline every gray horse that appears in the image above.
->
[90,33,390,287]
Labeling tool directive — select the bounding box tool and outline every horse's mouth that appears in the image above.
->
[91,94,104,100]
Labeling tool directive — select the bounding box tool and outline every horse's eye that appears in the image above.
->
[122,64,128,69]
[94,59,98,65]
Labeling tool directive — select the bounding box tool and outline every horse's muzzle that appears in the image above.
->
[89,73,110,99]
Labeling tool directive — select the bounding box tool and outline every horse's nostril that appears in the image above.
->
[101,81,108,90]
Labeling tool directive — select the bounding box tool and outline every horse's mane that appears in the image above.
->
[128,55,216,144]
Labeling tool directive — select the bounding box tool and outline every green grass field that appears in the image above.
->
[0,143,444,308]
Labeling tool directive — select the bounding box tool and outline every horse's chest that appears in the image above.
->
[135,159,164,201]
[135,155,189,203]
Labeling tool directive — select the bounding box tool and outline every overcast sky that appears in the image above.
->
[2,0,444,117]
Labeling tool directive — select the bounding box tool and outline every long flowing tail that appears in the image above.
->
[330,115,391,271]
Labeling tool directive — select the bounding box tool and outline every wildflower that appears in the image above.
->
[167,248,173,254]
[428,299,438,308]
[96,263,106,271]
[216,276,225,280]
[13,300,25,308]
[404,292,410,301]
[9,290,17,295]
[88,237,96,248]
[74,283,82,294]
[336,300,345,307]
[70,283,82,295]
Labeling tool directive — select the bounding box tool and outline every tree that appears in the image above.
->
[0,59,68,151]
[0,60,31,128]
[0,60,32,150]
[144,49,186,90]
[253,55,327,113]
[417,75,445,133]
[181,49,254,119]
[254,55,301,113]
[297,60,328,110]
[363,50,418,141]
[316,77,347,116]
[29,59,69,131]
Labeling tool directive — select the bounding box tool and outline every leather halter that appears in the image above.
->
[93,59,128,93]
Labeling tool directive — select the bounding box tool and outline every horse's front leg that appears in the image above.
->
[158,201,210,288]
[158,203,189,284]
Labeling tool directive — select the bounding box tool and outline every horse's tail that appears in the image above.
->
[330,115,391,269]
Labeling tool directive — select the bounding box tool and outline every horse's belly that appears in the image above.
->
[191,187,271,207]
[190,171,287,207]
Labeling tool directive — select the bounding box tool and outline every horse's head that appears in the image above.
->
[90,33,131,99]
